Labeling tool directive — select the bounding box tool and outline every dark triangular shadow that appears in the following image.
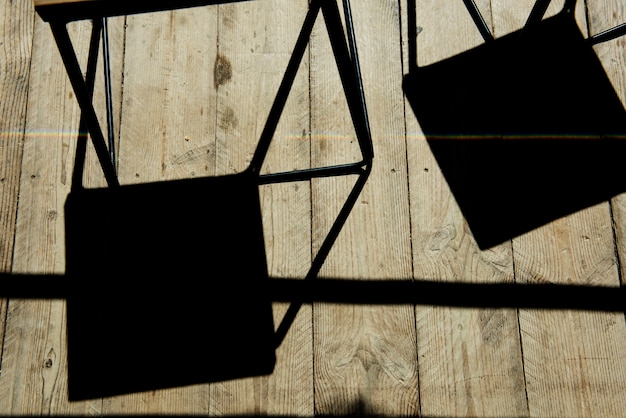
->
[64,173,276,400]
[404,10,626,249]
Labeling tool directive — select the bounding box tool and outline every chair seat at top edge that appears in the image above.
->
[35,0,250,22]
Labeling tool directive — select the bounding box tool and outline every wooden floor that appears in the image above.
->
[1,0,626,415]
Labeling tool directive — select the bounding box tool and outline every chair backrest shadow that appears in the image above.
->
[403,0,626,249]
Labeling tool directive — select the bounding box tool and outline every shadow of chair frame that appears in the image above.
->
[35,0,374,348]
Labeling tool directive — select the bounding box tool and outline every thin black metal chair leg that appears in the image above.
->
[274,164,371,347]
[525,0,553,27]
[273,0,373,346]
[102,17,117,170]
[321,0,372,163]
[72,19,104,190]
[589,22,626,45]
[462,0,494,42]
[341,0,373,160]
[252,0,372,184]
[50,21,120,187]
[248,1,322,174]
[407,0,417,70]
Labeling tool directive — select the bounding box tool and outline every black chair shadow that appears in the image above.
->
[63,174,277,400]
[403,5,626,249]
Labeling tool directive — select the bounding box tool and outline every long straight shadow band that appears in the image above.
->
[0,274,623,312]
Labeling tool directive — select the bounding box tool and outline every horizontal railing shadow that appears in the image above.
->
[1,273,623,312]
[1,271,623,402]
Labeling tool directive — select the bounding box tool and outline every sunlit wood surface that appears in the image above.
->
[1,0,625,416]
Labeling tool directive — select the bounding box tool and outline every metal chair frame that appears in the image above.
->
[36,0,373,347]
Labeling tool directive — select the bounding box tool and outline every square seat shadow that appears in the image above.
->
[64,173,276,400]
[404,11,626,249]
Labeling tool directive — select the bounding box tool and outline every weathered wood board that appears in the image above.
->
[0,13,124,414]
[498,1,626,416]
[404,0,528,416]
[311,0,419,415]
[0,0,35,376]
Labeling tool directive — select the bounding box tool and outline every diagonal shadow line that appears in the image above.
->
[0,273,623,312]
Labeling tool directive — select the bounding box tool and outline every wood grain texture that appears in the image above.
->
[209,1,313,415]
[504,1,626,416]
[0,0,32,272]
[117,8,219,184]
[513,206,626,417]
[590,0,626,289]
[0,14,122,414]
[255,1,314,414]
[404,1,528,416]
[0,0,35,375]
[311,0,418,415]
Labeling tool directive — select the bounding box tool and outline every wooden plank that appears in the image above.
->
[412,0,492,66]
[0,0,35,372]
[117,8,218,184]
[0,0,33,273]
[209,1,313,415]
[403,1,528,416]
[311,1,418,415]
[590,0,626,289]
[0,13,127,413]
[255,0,314,413]
[513,207,626,416]
[497,0,626,416]
[0,16,82,414]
